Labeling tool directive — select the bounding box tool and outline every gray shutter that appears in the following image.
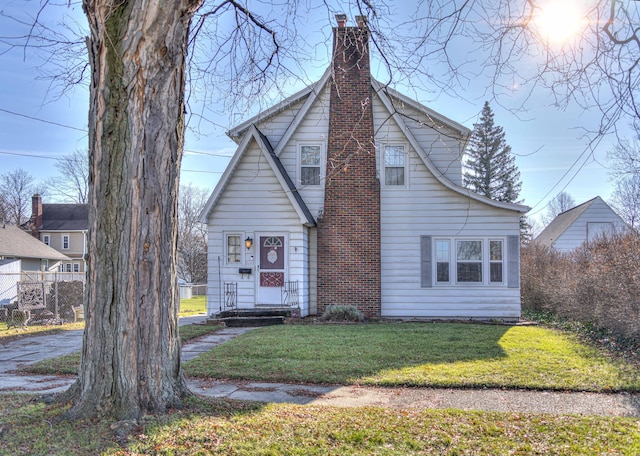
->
[507,235,520,288]
[421,235,432,288]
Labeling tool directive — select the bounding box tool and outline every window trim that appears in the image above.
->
[380,143,409,188]
[431,237,507,286]
[42,234,50,246]
[225,233,243,265]
[62,234,70,250]
[297,142,325,187]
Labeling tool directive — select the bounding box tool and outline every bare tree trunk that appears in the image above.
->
[62,0,203,421]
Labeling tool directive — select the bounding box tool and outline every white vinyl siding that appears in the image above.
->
[553,198,629,252]
[205,141,311,317]
[376,99,522,319]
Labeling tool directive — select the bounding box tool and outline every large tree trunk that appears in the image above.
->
[62,0,203,421]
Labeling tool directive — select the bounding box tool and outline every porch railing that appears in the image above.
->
[224,282,237,309]
[281,281,299,307]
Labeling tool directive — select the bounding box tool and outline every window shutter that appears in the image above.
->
[507,235,520,288]
[421,235,432,288]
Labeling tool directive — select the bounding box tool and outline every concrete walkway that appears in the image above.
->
[1,320,639,417]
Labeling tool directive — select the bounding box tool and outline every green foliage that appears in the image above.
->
[320,305,365,322]
[464,101,522,203]
[184,323,640,391]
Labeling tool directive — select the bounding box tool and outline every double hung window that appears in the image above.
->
[383,145,406,186]
[299,144,322,186]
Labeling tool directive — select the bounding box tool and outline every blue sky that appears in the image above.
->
[0,1,627,228]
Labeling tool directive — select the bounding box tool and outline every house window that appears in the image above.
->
[435,239,450,283]
[300,144,322,186]
[226,234,241,263]
[456,240,483,282]
[42,235,50,246]
[62,234,70,250]
[426,238,512,286]
[490,240,503,283]
[73,263,80,273]
[383,145,406,186]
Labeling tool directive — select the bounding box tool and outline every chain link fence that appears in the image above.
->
[0,271,85,326]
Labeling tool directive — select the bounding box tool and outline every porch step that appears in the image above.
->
[207,315,286,327]
[217,308,292,319]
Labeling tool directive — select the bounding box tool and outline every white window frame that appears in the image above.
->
[225,233,243,265]
[42,234,50,246]
[62,234,70,250]
[73,263,80,273]
[297,142,325,187]
[381,143,408,188]
[433,237,507,286]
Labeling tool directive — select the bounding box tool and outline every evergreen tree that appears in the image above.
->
[464,101,522,203]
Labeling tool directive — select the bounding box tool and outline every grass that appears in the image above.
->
[0,297,206,342]
[184,322,640,392]
[178,295,207,316]
[1,394,638,455]
[0,321,84,342]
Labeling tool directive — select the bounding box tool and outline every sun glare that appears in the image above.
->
[534,0,587,44]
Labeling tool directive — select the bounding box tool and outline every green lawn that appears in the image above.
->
[1,394,638,455]
[0,297,206,341]
[178,295,207,316]
[184,323,640,392]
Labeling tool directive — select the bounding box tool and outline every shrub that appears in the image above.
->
[320,305,365,322]
[522,233,640,340]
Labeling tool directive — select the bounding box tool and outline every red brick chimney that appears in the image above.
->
[30,194,43,239]
[317,14,381,318]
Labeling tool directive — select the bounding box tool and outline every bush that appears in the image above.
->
[522,233,640,340]
[320,305,365,322]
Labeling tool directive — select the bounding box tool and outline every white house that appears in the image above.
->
[200,15,529,320]
[535,196,630,252]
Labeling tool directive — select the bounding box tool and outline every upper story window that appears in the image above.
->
[383,144,406,186]
[299,144,322,186]
[42,235,50,246]
[226,234,241,264]
[62,234,70,250]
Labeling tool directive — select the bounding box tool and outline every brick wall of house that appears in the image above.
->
[317,16,382,318]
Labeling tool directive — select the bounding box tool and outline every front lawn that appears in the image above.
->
[178,295,207,316]
[1,394,639,455]
[184,322,640,392]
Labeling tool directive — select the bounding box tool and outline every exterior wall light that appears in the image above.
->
[245,236,253,250]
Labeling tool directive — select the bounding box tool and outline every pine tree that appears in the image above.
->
[464,101,522,203]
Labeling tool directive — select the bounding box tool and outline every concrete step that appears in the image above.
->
[210,316,286,327]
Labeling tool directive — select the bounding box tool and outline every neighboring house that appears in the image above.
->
[535,196,630,252]
[200,15,529,320]
[0,223,70,271]
[26,194,88,273]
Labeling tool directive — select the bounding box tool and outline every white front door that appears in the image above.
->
[257,235,286,305]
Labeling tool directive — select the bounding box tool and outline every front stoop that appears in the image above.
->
[206,308,292,327]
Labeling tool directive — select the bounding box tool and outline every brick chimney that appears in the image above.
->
[317,14,381,318]
[30,194,43,239]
